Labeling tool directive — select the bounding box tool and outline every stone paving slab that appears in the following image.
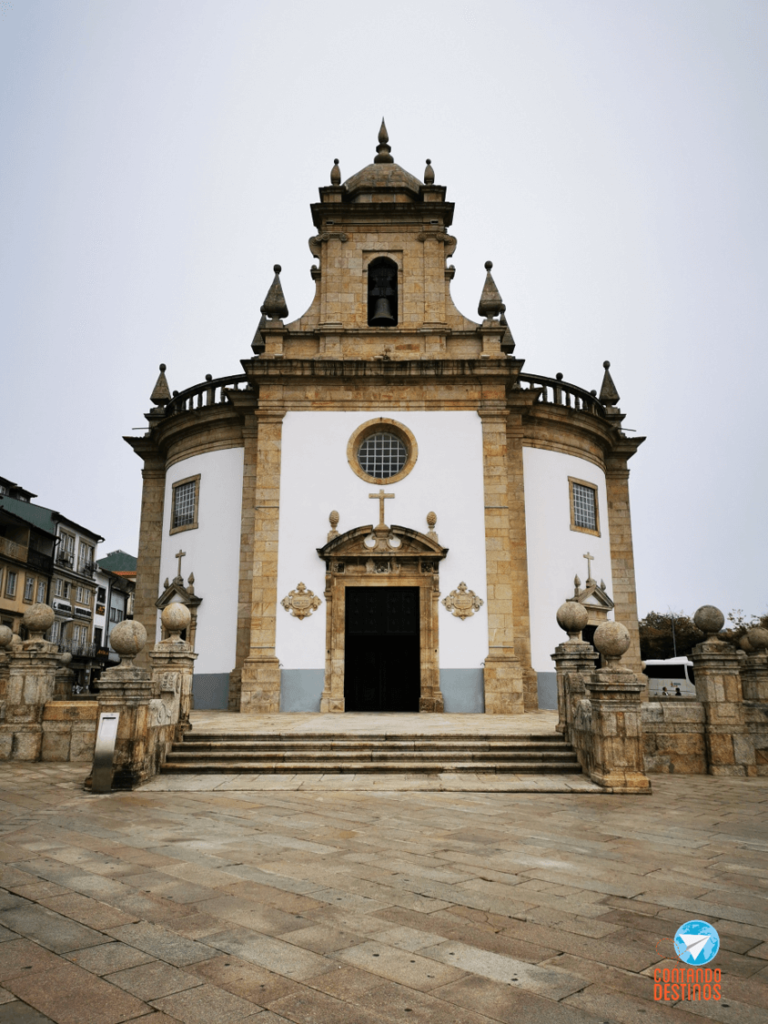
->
[0,762,766,1022]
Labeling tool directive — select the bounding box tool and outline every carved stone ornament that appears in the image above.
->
[442,582,484,620]
[281,582,322,620]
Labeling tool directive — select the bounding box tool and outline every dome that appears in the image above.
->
[344,161,423,196]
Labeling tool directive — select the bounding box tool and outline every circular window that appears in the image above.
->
[347,418,418,484]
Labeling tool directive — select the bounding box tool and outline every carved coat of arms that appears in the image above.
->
[281,583,322,619]
[442,582,483,620]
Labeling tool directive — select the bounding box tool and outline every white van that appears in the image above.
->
[644,656,696,698]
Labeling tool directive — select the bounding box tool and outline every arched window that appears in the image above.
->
[367,257,398,327]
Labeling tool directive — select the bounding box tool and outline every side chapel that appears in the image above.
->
[127,122,645,715]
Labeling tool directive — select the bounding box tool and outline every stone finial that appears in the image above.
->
[0,624,13,648]
[424,159,435,185]
[593,620,631,664]
[556,601,589,642]
[111,620,148,666]
[327,510,340,541]
[330,158,341,185]
[251,313,266,353]
[573,575,581,597]
[161,603,191,643]
[499,312,515,354]
[163,578,170,590]
[374,118,394,164]
[745,627,768,652]
[22,603,55,642]
[426,511,438,541]
[693,604,725,640]
[260,265,289,320]
[150,364,171,407]
[477,261,504,319]
[599,360,620,407]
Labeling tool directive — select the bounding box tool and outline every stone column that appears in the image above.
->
[551,602,597,743]
[479,407,524,713]
[230,415,259,710]
[240,409,285,713]
[739,627,768,702]
[132,450,167,663]
[148,604,198,742]
[94,621,155,789]
[583,621,651,793]
[690,605,755,777]
[0,606,65,761]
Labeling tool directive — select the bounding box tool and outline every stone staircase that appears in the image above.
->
[162,730,582,775]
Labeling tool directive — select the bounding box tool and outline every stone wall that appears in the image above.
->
[41,702,98,762]
[642,701,707,774]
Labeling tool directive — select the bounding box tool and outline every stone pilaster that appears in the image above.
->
[149,641,198,742]
[740,650,768,703]
[551,641,597,743]
[230,416,259,710]
[604,454,645,690]
[691,639,755,777]
[132,452,166,664]
[0,644,61,761]
[479,407,524,713]
[240,410,285,713]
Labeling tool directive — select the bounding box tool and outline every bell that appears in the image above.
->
[370,297,395,325]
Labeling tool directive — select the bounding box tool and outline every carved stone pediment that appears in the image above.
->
[318,524,448,575]
[155,578,202,610]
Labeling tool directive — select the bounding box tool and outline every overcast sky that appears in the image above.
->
[1,0,766,621]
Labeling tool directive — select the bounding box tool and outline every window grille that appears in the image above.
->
[358,432,407,479]
[572,483,597,531]
[173,480,197,528]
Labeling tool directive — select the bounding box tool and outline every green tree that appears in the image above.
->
[639,612,703,661]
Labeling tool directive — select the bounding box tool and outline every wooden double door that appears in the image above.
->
[344,587,420,712]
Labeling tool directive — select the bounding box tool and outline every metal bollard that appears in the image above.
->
[92,712,119,793]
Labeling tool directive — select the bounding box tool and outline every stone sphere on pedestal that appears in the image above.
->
[22,603,55,640]
[593,621,631,664]
[110,620,148,665]
[745,627,768,653]
[693,605,724,637]
[0,624,13,649]
[556,601,589,641]
[161,603,191,642]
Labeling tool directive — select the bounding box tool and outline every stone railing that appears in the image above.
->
[164,374,249,417]
[519,373,605,417]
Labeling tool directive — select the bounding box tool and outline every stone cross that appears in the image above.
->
[583,551,595,583]
[369,489,395,527]
[175,550,186,578]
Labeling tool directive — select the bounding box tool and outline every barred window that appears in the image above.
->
[173,480,196,528]
[358,432,407,479]
[569,478,600,535]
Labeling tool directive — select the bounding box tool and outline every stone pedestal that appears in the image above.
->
[691,639,754,777]
[551,640,597,741]
[741,651,768,703]
[0,640,63,761]
[148,641,198,741]
[483,656,525,714]
[584,668,651,793]
[96,666,156,789]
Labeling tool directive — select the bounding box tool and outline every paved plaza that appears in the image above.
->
[1,717,767,1023]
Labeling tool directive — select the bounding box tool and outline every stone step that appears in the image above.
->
[186,732,565,744]
[161,759,583,775]
[167,747,577,761]
[171,740,571,753]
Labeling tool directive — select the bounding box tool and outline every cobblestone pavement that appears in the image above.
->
[0,762,767,1023]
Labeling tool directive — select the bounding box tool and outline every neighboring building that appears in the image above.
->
[0,479,56,633]
[0,479,104,689]
[126,123,645,715]
[94,550,137,663]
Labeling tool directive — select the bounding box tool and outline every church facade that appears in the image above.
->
[127,123,645,715]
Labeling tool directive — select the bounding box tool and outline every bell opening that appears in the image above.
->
[367,257,398,327]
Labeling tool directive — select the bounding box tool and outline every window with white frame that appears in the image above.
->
[23,576,34,601]
[171,475,200,533]
[47,621,61,643]
[109,606,125,624]
[37,580,46,603]
[6,571,17,598]
[78,542,94,572]
[54,578,63,597]
[569,477,600,536]
[63,582,71,599]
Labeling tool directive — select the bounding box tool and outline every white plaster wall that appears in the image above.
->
[276,411,488,671]
[523,447,612,671]
[159,447,244,674]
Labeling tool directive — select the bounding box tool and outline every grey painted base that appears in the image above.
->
[280,670,325,712]
[537,671,558,710]
[192,673,230,710]
[439,669,485,713]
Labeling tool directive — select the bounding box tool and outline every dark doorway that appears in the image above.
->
[345,587,420,711]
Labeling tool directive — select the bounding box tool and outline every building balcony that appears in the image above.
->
[56,639,98,659]
[0,536,29,562]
